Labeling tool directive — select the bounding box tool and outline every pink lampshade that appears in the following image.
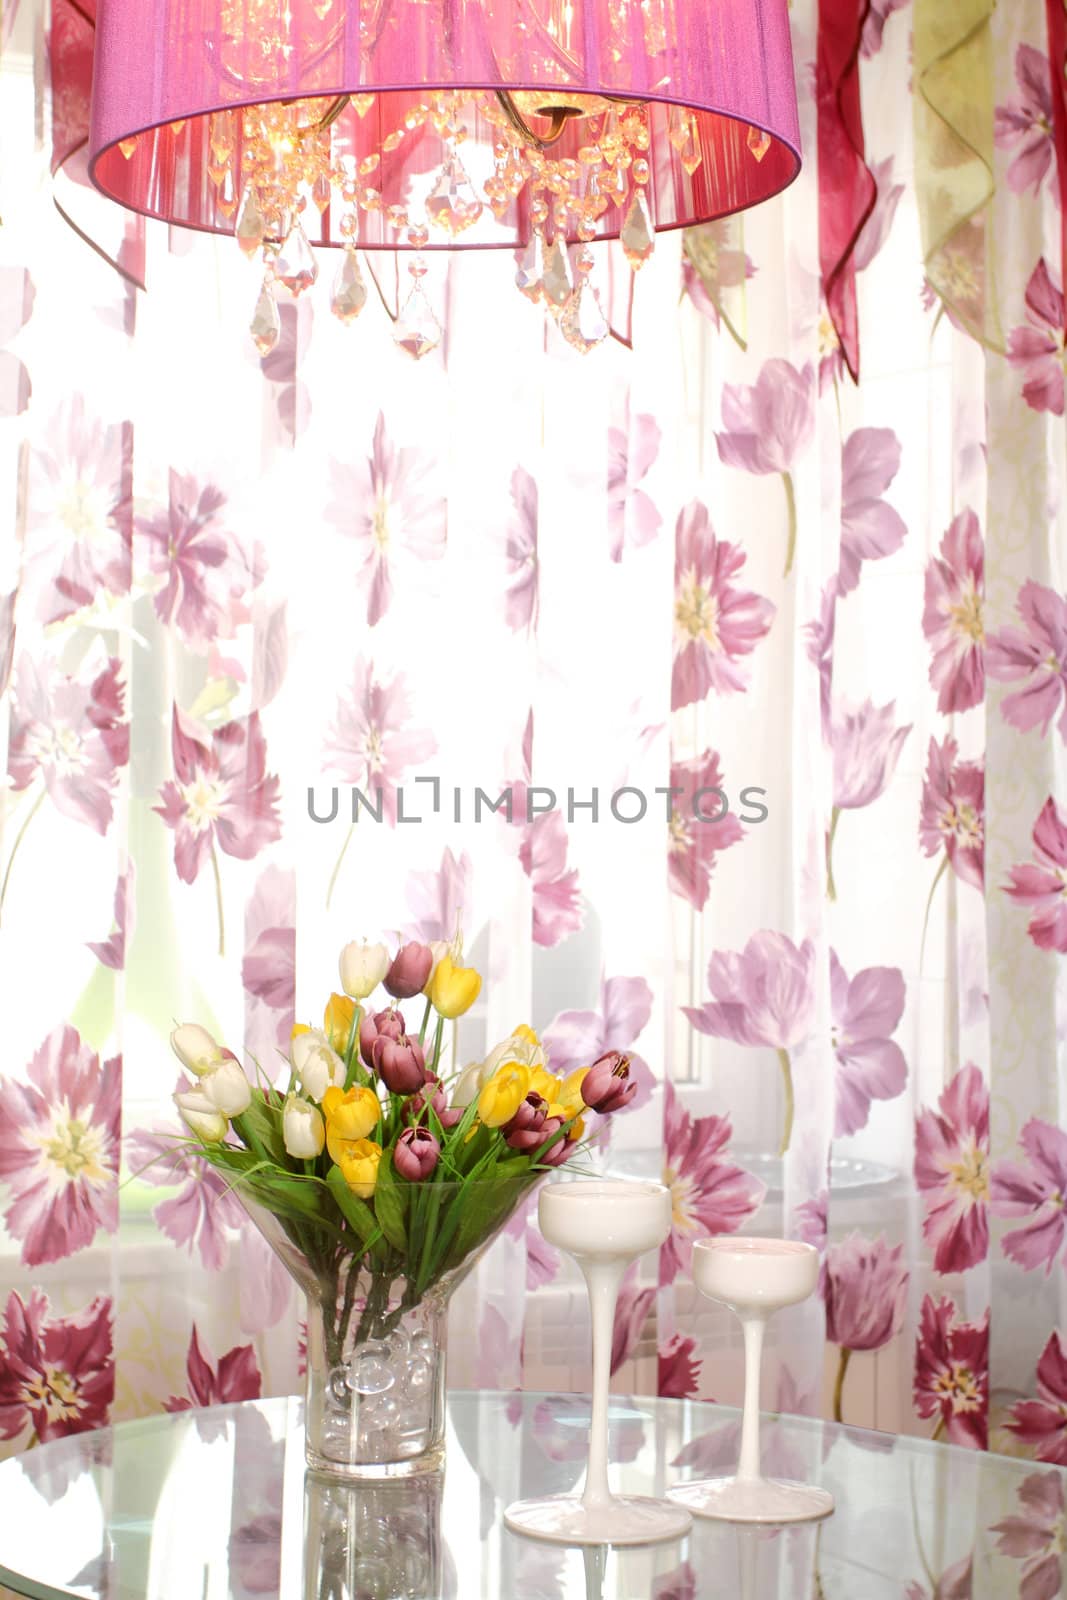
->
[88,0,800,251]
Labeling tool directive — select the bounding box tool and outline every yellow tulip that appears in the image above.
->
[290,1023,311,1042]
[430,955,482,1019]
[529,1066,565,1118]
[566,1116,585,1143]
[335,1139,381,1198]
[477,1064,530,1128]
[322,1084,381,1162]
[559,1068,588,1121]
[323,992,358,1056]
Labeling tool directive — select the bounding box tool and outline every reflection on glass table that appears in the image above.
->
[0,1391,1063,1598]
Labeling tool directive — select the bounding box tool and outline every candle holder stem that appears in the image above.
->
[580,1257,625,1511]
[737,1313,766,1483]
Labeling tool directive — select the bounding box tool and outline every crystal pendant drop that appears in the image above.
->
[425,154,483,236]
[250,275,280,355]
[515,234,543,302]
[393,286,442,359]
[235,184,266,257]
[559,281,609,353]
[274,220,318,296]
[540,239,573,312]
[331,247,368,324]
[621,190,655,268]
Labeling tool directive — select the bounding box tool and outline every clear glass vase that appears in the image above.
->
[239,1175,530,1479]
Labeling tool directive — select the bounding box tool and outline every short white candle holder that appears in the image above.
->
[504,1179,692,1547]
[668,1237,834,1525]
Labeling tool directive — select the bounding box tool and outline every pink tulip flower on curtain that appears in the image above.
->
[827,697,911,899]
[1003,796,1067,953]
[671,500,775,710]
[991,1119,1067,1273]
[715,358,815,576]
[1006,259,1066,417]
[823,1232,909,1422]
[1005,1331,1067,1465]
[922,509,986,714]
[836,427,906,596]
[992,1472,1066,1600]
[995,44,1058,197]
[987,581,1067,742]
[666,750,745,911]
[829,951,907,1137]
[660,1084,764,1283]
[0,1290,113,1445]
[139,470,260,649]
[913,1294,989,1448]
[914,1063,990,1276]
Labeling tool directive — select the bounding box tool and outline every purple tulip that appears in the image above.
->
[581,1051,637,1114]
[394,1126,440,1181]
[374,1035,426,1095]
[502,1092,549,1151]
[404,1075,463,1131]
[383,942,434,1000]
[536,1117,573,1166]
[359,1008,405,1070]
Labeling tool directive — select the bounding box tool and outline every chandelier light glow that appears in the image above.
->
[88,0,800,357]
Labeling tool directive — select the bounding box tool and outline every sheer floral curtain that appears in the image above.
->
[0,0,1066,1520]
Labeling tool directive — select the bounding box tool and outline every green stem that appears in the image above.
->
[919,854,949,974]
[0,787,45,927]
[210,843,225,958]
[335,1255,361,1356]
[428,1015,444,1077]
[418,998,432,1047]
[832,1345,852,1423]
[781,470,798,578]
[826,806,841,901]
[776,1048,794,1157]
[326,822,355,911]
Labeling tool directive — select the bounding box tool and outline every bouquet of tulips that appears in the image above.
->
[168,934,637,1362]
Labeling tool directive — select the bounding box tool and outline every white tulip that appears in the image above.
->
[170,1023,223,1076]
[339,940,390,1000]
[175,1087,227,1143]
[451,1060,485,1108]
[199,1058,252,1117]
[291,1030,346,1101]
[283,1094,326,1159]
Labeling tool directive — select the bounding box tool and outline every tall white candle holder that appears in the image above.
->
[504,1179,692,1547]
[668,1237,834,1524]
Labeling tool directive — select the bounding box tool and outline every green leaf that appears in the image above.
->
[326,1166,380,1246]
[232,1090,290,1168]
[373,1151,408,1251]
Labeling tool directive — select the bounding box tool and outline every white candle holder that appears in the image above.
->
[668,1237,834,1525]
[504,1179,692,1547]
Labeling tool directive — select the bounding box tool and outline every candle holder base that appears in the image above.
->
[668,1475,834,1525]
[504,1493,692,1546]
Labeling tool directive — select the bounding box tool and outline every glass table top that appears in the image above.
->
[0,1391,1061,1599]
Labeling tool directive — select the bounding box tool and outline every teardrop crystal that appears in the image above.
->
[393,286,442,360]
[425,154,483,236]
[540,238,573,312]
[235,184,266,257]
[559,281,608,353]
[620,190,655,269]
[250,276,280,356]
[331,247,368,324]
[515,234,542,302]
[312,173,332,215]
[274,220,318,296]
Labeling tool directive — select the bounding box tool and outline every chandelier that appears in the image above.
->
[87,0,800,358]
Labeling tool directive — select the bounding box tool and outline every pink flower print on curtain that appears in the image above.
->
[830,951,908,1137]
[403,846,473,944]
[607,408,661,563]
[87,863,135,970]
[822,1232,908,1421]
[683,931,817,1156]
[991,1472,1066,1600]
[860,0,908,59]
[164,1326,262,1411]
[140,471,262,650]
[155,707,282,956]
[913,1294,989,1449]
[995,45,1058,197]
[671,501,775,710]
[1004,797,1067,953]
[242,864,296,1060]
[126,1120,244,1272]
[922,510,986,713]
[851,158,906,273]
[611,1267,655,1375]
[914,1063,990,1275]
[715,359,815,577]
[805,582,836,742]
[657,1333,702,1399]
[919,738,985,941]
[902,1556,973,1600]
[520,811,583,947]
[660,1084,765,1284]
[325,411,446,628]
[1006,1331,1067,1465]
[0,1290,113,1444]
[0,1026,119,1268]
[325,656,437,828]
[987,582,1067,742]
[1006,260,1066,417]
[27,395,131,625]
[837,427,907,597]
[667,749,745,912]
[504,467,538,632]
[991,1119,1067,1272]
[828,697,911,899]
[543,973,655,1111]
